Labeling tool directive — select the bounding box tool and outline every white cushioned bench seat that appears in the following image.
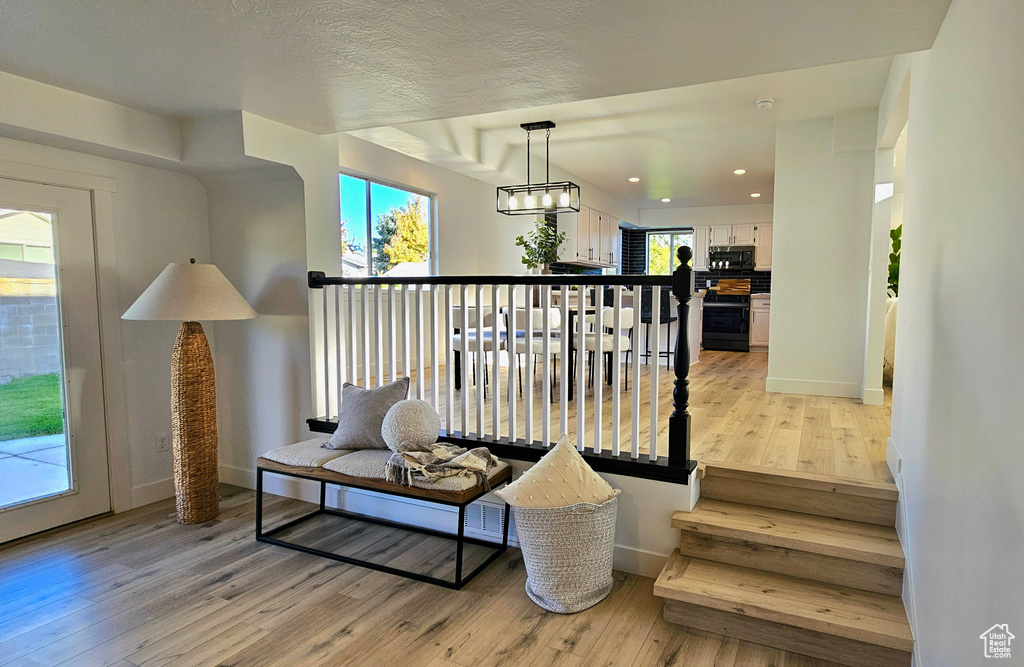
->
[261,438,355,468]
[322,449,510,492]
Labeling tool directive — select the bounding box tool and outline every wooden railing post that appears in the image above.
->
[669,246,694,472]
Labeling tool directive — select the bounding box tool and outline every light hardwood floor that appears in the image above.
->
[0,486,848,667]
[688,351,893,484]
[414,349,892,483]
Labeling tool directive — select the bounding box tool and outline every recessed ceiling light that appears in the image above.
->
[661,198,671,203]
[750,192,761,198]
[733,169,746,175]
[628,177,640,182]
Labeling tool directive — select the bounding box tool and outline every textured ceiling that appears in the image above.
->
[0,0,950,133]
[353,57,894,209]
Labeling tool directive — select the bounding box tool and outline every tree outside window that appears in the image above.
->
[339,174,431,276]
[647,230,693,274]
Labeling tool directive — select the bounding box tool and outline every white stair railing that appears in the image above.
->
[306,270,695,478]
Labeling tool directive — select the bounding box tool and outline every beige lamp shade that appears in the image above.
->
[122,261,257,322]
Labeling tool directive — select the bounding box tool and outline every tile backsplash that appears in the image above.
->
[620,228,647,274]
[695,269,771,293]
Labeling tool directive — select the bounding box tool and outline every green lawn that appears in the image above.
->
[0,373,64,442]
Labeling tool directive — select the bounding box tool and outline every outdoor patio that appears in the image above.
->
[0,433,68,508]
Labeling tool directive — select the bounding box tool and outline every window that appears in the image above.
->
[0,243,22,261]
[647,230,694,275]
[339,173,431,276]
[24,246,53,263]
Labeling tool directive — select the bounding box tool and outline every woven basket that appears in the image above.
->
[512,495,618,614]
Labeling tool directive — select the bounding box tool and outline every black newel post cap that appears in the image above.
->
[677,246,693,264]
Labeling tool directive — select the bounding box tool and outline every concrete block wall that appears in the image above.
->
[0,295,61,384]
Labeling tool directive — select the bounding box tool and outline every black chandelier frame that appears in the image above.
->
[497,121,581,216]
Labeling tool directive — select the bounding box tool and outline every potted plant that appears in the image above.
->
[515,220,567,274]
[888,224,902,297]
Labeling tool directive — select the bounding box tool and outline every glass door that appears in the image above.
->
[0,178,109,543]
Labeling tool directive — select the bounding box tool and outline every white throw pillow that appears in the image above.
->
[381,399,441,452]
[494,434,619,508]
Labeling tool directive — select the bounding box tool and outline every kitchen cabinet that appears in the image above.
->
[754,223,773,271]
[750,296,770,347]
[690,293,704,365]
[600,212,619,265]
[710,223,756,247]
[556,205,618,267]
[732,223,756,245]
[692,225,709,271]
[709,225,732,247]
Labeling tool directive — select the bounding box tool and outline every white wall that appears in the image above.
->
[337,132,537,276]
[886,1,1024,664]
[638,203,773,228]
[0,71,182,167]
[204,167,313,483]
[767,116,875,398]
[0,135,210,507]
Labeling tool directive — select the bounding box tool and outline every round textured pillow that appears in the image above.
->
[381,399,441,452]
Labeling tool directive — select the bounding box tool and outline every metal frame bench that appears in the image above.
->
[255,457,512,589]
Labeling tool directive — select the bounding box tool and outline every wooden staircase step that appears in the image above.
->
[700,462,898,526]
[674,500,904,566]
[672,499,904,595]
[654,552,913,667]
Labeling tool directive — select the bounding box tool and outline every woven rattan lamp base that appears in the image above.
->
[171,321,220,524]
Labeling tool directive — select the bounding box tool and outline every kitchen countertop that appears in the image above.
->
[750,293,771,300]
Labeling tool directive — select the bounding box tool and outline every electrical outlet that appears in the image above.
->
[156,435,169,453]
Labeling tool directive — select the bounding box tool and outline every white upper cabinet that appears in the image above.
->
[556,205,617,267]
[732,223,756,245]
[754,223,773,271]
[709,225,732,246]
[557,207,583,262]
[600,212,618,265]
[692,225,709,271]
[710,223,756,246]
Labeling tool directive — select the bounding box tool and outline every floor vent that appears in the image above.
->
[464,502,517,546]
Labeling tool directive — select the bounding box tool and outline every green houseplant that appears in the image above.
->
[888,224,902,296]
[515,220,567,272]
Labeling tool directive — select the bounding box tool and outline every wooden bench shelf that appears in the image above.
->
[255,457,512,589]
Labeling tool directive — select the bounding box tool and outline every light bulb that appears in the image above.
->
[525,193,535,208]
[509,195,517,209]
[542,191,552,207]
[559,189,570,206]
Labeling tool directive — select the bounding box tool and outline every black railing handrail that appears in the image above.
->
[309,271,674,289]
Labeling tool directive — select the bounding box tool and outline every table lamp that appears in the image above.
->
[123,259,256,524]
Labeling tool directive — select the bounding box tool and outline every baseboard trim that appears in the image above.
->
[861,386,885,405]
[613,545,669,579]
[766,377,861,398]
[131,477,174,508]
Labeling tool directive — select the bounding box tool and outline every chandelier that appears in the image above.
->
[496,121,580,216]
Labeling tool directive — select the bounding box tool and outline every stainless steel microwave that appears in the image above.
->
[708,246,754,271]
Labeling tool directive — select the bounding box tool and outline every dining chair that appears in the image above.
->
[583,306,635,390]
[503,306,563,401]
[640,286,677,369]
[451,306,504,393]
